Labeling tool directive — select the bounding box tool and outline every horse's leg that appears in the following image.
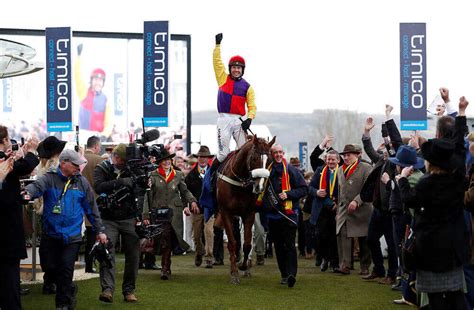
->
[214,212,224,229]
[239,212,255,276]
[223,213,240,284]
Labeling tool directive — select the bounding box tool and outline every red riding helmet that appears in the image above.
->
[90,68,106,80]
[228,55,245,78]
[228,55,245,68]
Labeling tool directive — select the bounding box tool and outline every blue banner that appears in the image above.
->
[299,142,308,172]
[2,79,12,112]
[400,23,427,131]
[46,27,72,132]
[114,73,124,116]
[143,21,169,127]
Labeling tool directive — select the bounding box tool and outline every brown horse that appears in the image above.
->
[215,135,275,284]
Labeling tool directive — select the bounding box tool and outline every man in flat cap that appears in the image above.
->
[336,144,373,276]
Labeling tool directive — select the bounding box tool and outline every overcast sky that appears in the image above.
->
[3,0,474,115]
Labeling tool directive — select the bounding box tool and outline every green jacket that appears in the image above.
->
[143,169,196,250]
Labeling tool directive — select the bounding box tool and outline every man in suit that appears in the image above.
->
[185,146,214,268]
[336,144,373,275]
[309,149,340,272]
[82,136,104,273]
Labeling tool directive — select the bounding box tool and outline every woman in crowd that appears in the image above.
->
[143,149,199,280]
[398,138,469,309]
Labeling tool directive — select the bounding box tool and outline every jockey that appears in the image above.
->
[74,44,111,134]
[209,32,257,178]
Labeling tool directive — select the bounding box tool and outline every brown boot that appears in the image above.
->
[99,290,113,303]
[161,270,171,280]
[161,247,172,280]
[124,293,138,303]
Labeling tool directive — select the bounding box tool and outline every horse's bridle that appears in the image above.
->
[220,145,268,188]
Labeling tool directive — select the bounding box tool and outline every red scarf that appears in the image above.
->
[342,159,359,179]
[158,166,176,183]
[256,158,293,215]
[319,164,339,199]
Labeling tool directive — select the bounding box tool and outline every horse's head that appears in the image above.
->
[248,135,276,194]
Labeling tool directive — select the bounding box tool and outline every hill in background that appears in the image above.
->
[191,110,410,160]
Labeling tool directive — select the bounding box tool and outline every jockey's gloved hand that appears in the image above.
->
[241,118,252,132]
[215,33,223,45]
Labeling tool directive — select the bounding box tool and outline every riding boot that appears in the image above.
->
[209,159,221,193]
[160,247,172,280]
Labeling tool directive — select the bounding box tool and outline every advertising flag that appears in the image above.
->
[143,21,169,127]
[400,23,427,130]
[299,142,308,172]
[45,27,72,132]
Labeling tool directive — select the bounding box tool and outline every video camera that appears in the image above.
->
[89,240,114,269]
[96,186,130,211]
[125,129,163,189]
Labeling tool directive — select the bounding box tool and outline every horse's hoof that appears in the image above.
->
[243,270,251,277]
[230,276,241,285]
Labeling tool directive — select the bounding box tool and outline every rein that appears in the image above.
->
[218,143,265,188]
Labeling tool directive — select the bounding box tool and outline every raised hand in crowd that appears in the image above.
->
[440,87,450,104]
[320,135,334,149]
[385,104,394,120]
[459,96,469,116]
[13,146,24,161]
[0,157,14,182]
[22,136,40,154]
[363,117,375,135]
[409,131,421,151]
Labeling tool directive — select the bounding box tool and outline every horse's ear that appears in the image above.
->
[253,134,258,144]
[269,136,276,147]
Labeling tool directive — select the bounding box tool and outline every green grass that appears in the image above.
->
[21,254,401,309]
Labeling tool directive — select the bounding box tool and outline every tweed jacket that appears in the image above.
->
[83,150,104,191]
[83,150,104,226]
[143,169,197,250]
[336,160,373,237]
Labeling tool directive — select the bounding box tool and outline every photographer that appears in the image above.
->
[25,149,107,310]
[93,143,139,303]
[0,125,39,310]
[143,148,199,280]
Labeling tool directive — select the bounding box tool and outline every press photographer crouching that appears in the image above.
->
[93,144,140,303]
[25,149,107,310]
[142,148,199,280]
